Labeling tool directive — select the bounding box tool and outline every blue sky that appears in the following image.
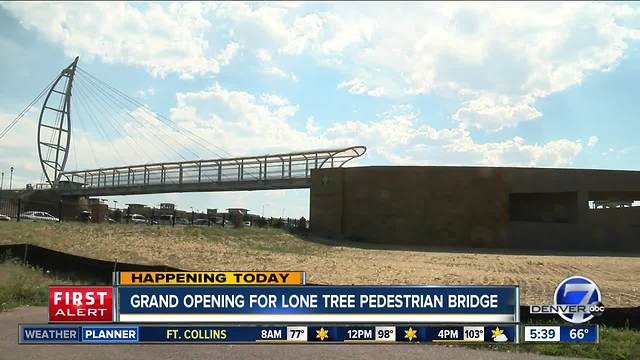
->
[1,2,640,218]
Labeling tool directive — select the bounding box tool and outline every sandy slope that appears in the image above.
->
[1,222,638,307]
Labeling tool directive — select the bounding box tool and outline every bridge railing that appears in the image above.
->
[58,146,365,191]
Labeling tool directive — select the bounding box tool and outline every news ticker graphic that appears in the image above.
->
[115,272,305,286]
[48,272,518,323]
[115,286,519,323]
[523,325,599,343]
[19,324,520,344]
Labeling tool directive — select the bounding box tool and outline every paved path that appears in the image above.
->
[0,307,583,360]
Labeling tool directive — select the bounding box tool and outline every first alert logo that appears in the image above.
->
[49,287,113,322]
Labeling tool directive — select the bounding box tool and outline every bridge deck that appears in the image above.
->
[53,146,366,196]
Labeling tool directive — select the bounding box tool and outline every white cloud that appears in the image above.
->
[201,2,640,131]
[217,42,241,67]
[264,66,298,81]
[442,135,583,168]
[214,2,325,56]
[337,79,384,97]
[1,2,239,78]
[324,2,640,130]
[317,15,376,54]
[588,135,599,147]
[136,88,155,98]
[166,86,584,167]
[168,84,329,155]
[6,2,637,132]
[306,116,319,134]
[322,105,583,167]
[453,94,542,131]
[260,94,290,107]
[255,48,272,62]
[254,48,298,81]
[212,2,640,130]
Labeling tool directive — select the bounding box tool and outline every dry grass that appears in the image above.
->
[0,221,638,307]
[0,260,80,311]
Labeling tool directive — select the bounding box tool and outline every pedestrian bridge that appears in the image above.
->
[0,56,367,197]
[55,146,366,196]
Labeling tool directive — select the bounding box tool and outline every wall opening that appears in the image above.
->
[509,192,578,223]
[587,192,640,225]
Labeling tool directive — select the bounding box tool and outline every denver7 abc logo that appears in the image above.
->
[530,276,605,324]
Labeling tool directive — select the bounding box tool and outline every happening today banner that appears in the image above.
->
[116,285,519,323]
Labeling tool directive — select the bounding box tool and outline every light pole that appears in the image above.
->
[262,204,270,218]
[112,200,119,223]
[1,172,3,190]
[9,166,13,190]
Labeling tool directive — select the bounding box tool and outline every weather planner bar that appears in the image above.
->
[19,324,519,344]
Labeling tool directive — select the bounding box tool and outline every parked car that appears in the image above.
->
[77,211,92,223]
[243,221,252,227]
[193,219,210,225]
[0,214,10,221]
[20,211,59,222]
[158,214,174,225]
[175,217,189,225]
[215,218,232,226]
[125,214,148,224]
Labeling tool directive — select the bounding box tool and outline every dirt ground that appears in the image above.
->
[1,222,638,307]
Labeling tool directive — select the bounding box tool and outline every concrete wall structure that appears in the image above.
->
[310,166,640,252]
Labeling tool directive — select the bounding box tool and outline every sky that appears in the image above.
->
[1,1,640,218]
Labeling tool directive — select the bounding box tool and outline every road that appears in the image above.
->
[0,307,582,360]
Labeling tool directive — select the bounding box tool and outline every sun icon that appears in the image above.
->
[316,327,329,341]
[491,326,508,342]
[491,326,504,338]
[404,327,417,341]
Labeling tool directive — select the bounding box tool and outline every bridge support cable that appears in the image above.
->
[71,84,101,170]
[76,69,213,161]
[0,75,58,141]
[76,66,231,159]
[72,79,128,166]
[73,74,209,188]
[72,75,161,164]
[75,72,186,162]
[78,66,232,159]
[74,72,197,162]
